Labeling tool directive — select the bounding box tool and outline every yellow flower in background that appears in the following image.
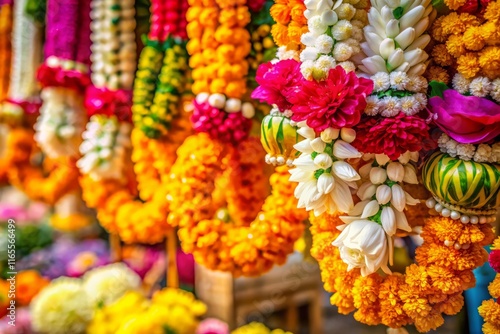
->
[231,322,292,334]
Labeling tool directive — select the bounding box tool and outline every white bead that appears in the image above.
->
[479,216,487,224]
[450,211,460,220]
[470,216,479,224]
[441,208,451,217]
[425,198,436,209]
[454,243,461,250]
[287,159,294,167]
[195,93,210,104]
[460,215,470,224]
[241,102,255,119]
[224,98,242,113]
[208,93,226,109]
[444,240,452,247]
[270,156,277,164]
[277,156,285,165]
[434,203,443,213]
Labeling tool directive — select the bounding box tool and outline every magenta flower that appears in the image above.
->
[429,89,500,144]
[196,318,229,334]
[288,66,373,132]
[251,59,302,111]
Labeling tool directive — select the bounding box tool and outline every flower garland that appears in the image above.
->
[269,0,307,54]
[0,2,12,102]
[311,212,494,332]
[167,133,308,276]
[79,0,194,244]
[428,0,500,84]
[479,237,500,334]
[34,0,91,159]
[187,0,254,143]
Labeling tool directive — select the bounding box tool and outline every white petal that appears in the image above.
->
[369,167,387,184]
[361,200,380,218]
[375,153,390,166]
[293,139,314,154]
[310,137,326,152]
[331,178,354,213]
[293,154,318,171]
[289,168,313,182]
[333,140,362,159]
[391,184,406,211]
[381,206,396,236]
[405,191,420,206]
[332,161,361,182]
[386,162,405,182]
[297,126,316,139]
[359,163,372,179]
[394,208,412,232]
[357,182,377,200]
[375,184,392,204]
[402,165,419,184]
[317,173,335,194]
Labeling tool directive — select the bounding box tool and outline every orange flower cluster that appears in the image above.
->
[310,213,494,332]
[3,127,79,205]
[429,1,500,82]
[270,0,307,50]
[186,0,251,97]
[80,113,192,244]
[0,3,12,101]
[167,133,307,276]
[479,237,500,334]
[0,270,49,312]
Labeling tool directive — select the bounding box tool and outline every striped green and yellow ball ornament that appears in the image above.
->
[261,110,301,166]
[422,152,500,211]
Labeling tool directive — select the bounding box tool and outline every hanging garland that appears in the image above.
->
[79,0,193,244]
[479,237,500,334]
[0,1,12,103]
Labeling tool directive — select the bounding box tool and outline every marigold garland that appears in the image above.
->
[479,237,500,334]
[269,0,307,51]
[0,3,12,102]
[310,212,494,332]
[167,133,307,276]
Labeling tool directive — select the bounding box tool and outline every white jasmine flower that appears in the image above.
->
[406,75,428,93]
[386,162,404,182]
[361,200,380,218]
[331,160,360,182]
[469,77,491,97]
[294,138,315,154]
[308,15,328,35]
[314,153,333,169]
[365,96,381,116]
[376,153,391,165]
[310,137,327,152]
[335,3,356,20]
[333,42,353,61]
[369,167,387,184]
[340,128,356,143]
[452,73,471,94]
[300,60,315,80]
[315,55,337,72]
[491,79,500,103]
[333,140,362,159]
[301,32,317,47]
[321,10,339,25]
[391,184,406,211]
[381,206,397,236]
[300,46,320,62]
[357,181,377,200]
[474,144,492,163]
[320,127,340,143]
[380,96,402,117]
[318,172,335,194]
[376,184,392,204]
[315,34,334,54]
[338,61,356,72]
[390,71,409,90]
[456,143,475,161]
[371,72,390,92]
[331,20,353,41]
[332,219,391,276]
[402,165,419,184]
[359,163,373,178]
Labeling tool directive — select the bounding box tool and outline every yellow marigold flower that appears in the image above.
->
[488,276,500,298]
[484,0,500,22]
[479,46,500,79]
[270,4,291,25]
[431,16,447,42]
[444,0,467,10]
[482,22,500,44]
[441,13,466,36]
[446,34,466,58]
[290,3,307,25]
[479,299,500,324]
[271,23,290,46]
[458,12,481,28]
[483,322,500,334]
[413,310,445,333]
[463,26,486,51]
[457,53,480,78]
[425,66,450,84]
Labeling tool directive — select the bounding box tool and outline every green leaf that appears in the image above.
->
[429,80,450,98]
[393,7,404,19]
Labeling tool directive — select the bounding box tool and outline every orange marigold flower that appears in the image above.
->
[413,310,445,333]
[479,299,500,324]
[446,34,467,58]
[15,270,49,306]
[483,322,500,334]
[271,23,290,46]
[405,264,431,290]
[432,44,455,66]
[354,306,382,326]
[441,13,466,36]
[463,26,486,51]
[427,265,463,294]
[288,22,303,44]
[425,66,450,84]
[484,0,500,22]
[290,3,307,25]
[479,46,500,79]
[431,16,447,42]
[270,4,291,25]
[457,52,480,78]
[488,276,500,298]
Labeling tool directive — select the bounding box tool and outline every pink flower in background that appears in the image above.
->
[429,89,500,144]
[196,318,229,334]
[251,59,302,111]
[289,66,373,132]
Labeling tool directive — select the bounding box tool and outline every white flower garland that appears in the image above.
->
[299,0,368,79]
[438,133,500,164]
[452,73,500,103]
[35,87,87,158]
[77,115,131,181]
[90,0,136,90]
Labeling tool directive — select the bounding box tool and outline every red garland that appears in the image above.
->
[37,63,91,92]
[84,85,132,122]
[489,250,500,273]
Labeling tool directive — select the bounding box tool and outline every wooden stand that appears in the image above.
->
[195,253,323,332]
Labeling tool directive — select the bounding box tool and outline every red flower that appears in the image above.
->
[490,250,500,273]
[247,0,266,12]
[288,66,373,132]
[353,114,431,160]
[251,59,302,112]
[84,86,132,122]
[37,64,91,92]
